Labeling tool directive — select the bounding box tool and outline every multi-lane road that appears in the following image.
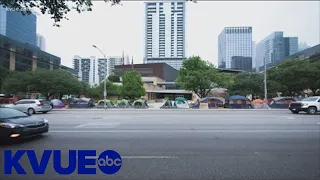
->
[0,109,319,180]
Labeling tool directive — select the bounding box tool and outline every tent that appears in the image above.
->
[268,97,296,109]
[225,95,252,109]
[50,99,65,109]
[133,99,149,109]
[174,97,189,109]
[116,99,132,108]
[200,97,224,108]
[69,98,95,108]
[160,99,178,109]
[96,100,115,108]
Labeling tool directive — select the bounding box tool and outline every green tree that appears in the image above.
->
[122,71,145,100]
[228,72,283,98]
[268,59,312,96]
[2,70,33,94]
[2,69,82,100]
[108,75,120,82]
[176,56,234,98]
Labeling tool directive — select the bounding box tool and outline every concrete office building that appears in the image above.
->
[218,27,253,70]
[73,56,99,86]
[36,34,46,51]
[255,32,299,70]
[0,6,37,46]
[144,0,186,70]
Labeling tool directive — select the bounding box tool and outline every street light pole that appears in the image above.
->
[93,45,107,110]
[264,56,267,102]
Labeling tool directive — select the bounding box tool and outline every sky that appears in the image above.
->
[36,1,320,68]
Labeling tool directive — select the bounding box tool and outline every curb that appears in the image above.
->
[52,108,288,111]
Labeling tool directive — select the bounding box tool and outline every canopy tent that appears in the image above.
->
[69,98,95,108]
[160,99,177,109]
[268,97,296,109]
[174,97,189,109]
[199,97,224,108]
[116,99,132,108]
[96,100,115,108]
[50,99,65,109]
[225,95,252,109]
[133,100,149,109]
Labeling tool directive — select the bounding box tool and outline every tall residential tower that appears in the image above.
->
[144,0,186,70]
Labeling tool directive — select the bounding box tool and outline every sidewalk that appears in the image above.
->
[52,108,288,111]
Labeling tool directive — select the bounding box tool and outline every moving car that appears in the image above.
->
[289,96,320,115]
[0,108,49,140]
[4,99,52,115]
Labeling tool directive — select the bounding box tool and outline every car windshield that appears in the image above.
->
[301,97,319,101]
[0,108,28,119]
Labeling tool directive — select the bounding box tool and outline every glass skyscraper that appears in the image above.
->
[144,0,186,70]
[0,6,37,46]
[218,27,253,70]
[255,32,298,70]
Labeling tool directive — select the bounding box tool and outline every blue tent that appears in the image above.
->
[200,97,224,108]
[226,95,252,109]
[228,95,250,101]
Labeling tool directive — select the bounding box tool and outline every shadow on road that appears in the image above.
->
[0,134,48,147]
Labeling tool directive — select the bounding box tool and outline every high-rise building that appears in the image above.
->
[73,56,99,86]
[218,27,253,70]
[97,58,108,83]
[36,33,46,51]
[255,32,299,70]
[108,56,123,75]
[144,0,186,70]
[284,37,298,57]
[0,6,37,46]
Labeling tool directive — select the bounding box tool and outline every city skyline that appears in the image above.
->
[34,1,319,67]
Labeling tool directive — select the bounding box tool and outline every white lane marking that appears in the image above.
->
[77,156,178,159]
[279,116,295,119]
[74,122,121,128]
[50,130,320,133]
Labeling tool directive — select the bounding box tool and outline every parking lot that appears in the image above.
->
[0,109,319,180]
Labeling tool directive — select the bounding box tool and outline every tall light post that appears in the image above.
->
[264,56,267,101]
[93,45,107,110]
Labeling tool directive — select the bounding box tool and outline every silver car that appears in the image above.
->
[5,99,52,115]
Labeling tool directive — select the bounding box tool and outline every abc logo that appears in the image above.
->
[97,150,122,174]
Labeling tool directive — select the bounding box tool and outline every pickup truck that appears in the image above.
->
[288,96,320,115]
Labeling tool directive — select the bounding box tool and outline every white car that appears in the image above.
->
[288,96,320,115]
[4,99,52,115]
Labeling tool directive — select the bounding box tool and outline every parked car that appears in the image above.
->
[0,107,49,141]
[289,96,320,115]
[4,99,52,115]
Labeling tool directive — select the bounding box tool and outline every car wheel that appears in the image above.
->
[42,111,48,114]
[28,108,35,115]
[291,110,299,114]
[307,107,317,115]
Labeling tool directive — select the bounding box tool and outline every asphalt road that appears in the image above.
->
[0,109,319,180]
